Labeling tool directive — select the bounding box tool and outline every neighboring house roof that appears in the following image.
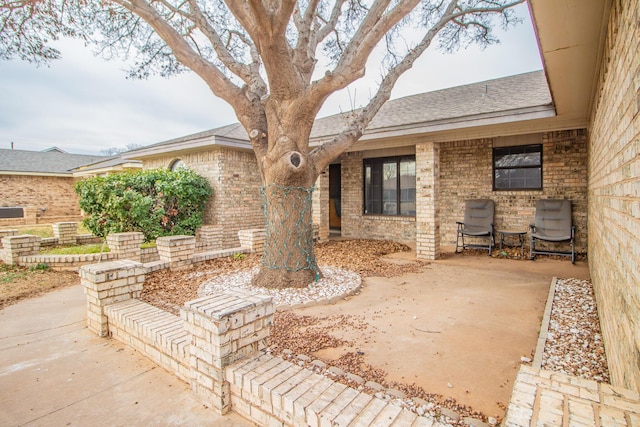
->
[124,70,553,160]
[0,148,108,176]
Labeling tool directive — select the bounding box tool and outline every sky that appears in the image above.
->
[0,3,543,156]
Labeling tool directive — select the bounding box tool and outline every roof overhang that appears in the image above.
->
[528,0,611,128]
[311,104,556,149]
[72,162,143,177]
[122,135,252,161]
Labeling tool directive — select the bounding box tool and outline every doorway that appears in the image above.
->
[329,164,341,232]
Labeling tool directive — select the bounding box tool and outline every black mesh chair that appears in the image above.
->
[456,199,495,255]
[529,199,575,263]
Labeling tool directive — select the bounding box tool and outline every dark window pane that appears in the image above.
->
[493,144,542,190]
[400,159,416,215]
[364,156,416,216]
[382,162,397,214]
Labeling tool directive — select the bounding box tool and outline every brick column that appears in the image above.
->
[80,260,145,337]
[238,229,265,254]
[22,207,38,225]
[313,171,330,242]
[0,235,41,264]
[0,229,18,249]
[416,142,441,260]
[156,235,196,270]
[196,225,224,250]
[106,232,144,262]
[181,290,274,414]
[52,222,78,245]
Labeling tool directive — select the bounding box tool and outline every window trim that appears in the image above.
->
[363,155,416,217]
[492,144,543,191]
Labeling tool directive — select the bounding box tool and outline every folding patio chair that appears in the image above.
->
[529,199,575,263]
[455,199,495,255]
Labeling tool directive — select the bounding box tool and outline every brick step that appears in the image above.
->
[105,299,191,381]
[504,365,640,427]
[226,353,442,427]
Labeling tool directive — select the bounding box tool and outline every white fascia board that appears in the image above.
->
[122,136,251,159]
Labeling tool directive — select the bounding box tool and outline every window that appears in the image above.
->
[170,159,187,171]
[364,156,416,216]
[493,144,542,190]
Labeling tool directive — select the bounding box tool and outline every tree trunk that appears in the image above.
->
[253,182,320,289]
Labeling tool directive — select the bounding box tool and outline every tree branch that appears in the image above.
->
[311,0,522,171]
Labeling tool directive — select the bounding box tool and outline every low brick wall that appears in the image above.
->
[141,247,159,263]
[20,252,116,271]
[0,235,41,264]
[107,232,144,262]
[227,353,433,426]
[0,229,18,248]
[238,229,265,254]
[52,222,78,245]
[106,299,191,382]
[0,226,250,272]
[157,235,196,270]
[85,259,441,426]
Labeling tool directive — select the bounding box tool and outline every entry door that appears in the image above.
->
[329,164,341,230]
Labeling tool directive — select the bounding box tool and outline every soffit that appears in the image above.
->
[528,0,611,126]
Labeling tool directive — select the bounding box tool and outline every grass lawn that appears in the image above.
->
[40,243,109,255]
[11,223,92,238]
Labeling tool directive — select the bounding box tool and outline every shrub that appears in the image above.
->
[29,263,50,272]
[75,169,212,242]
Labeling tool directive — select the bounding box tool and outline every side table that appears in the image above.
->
[496,230,527,258]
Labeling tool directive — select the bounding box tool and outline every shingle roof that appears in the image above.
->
[126,123,249,154]
[123,71,553,159]
[0,149,108,175]
[310,70,552,139]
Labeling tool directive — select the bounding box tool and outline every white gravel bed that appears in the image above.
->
[541,277,610,383]
[198,265,361,309]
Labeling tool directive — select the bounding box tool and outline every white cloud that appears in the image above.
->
[0,3,541,155]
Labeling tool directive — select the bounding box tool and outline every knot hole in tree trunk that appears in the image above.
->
[290,152,301,168]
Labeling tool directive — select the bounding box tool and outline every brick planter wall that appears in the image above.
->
[106,232,144,262]
[52,222,78,245]
[181,291,274,413]
[80,260,146,337]
[0,235,41,264]
[156,235,196,270]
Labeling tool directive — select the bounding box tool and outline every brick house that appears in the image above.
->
[123,0,639,391]
[0,147,108,226]
[0,147,142,227]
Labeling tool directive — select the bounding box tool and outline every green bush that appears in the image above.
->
[75,169,212,242]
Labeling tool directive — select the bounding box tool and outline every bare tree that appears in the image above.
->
[1,0,524,288]
[101,143,144,156]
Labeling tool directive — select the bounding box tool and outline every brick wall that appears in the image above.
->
[438,131,588,254]
[587,0,640,391]
[142,147,264,248]
[337,132,587,255]
[0,175,82,224]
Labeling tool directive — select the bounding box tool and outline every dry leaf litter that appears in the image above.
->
[141,240,609,427]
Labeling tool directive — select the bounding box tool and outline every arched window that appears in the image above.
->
[170,159,187,171]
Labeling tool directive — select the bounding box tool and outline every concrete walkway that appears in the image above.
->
[0,285,252,427]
